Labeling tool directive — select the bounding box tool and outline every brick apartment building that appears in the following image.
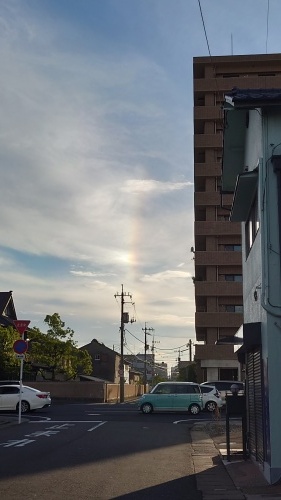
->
[193,53,281,383]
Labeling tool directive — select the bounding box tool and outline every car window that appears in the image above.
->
[214,382,227,391]
[176,384,199,394]
[201,386,213,393]
[153,384,174,394]
[0,386,20,394]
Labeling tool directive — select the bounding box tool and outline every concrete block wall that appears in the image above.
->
[27,381,144,403]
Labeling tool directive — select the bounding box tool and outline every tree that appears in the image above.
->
[177,363,197,382]
[187,364,197,382]
[26,314,92,380]
[0,326,20,378]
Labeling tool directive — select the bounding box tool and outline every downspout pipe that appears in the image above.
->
[260,155,281,317]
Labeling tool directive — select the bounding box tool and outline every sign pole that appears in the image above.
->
[18,346,24,424]
[13,320,30,424]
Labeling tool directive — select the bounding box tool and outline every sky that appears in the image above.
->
[0,0,280,370]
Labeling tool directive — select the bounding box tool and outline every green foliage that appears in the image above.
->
[26,314,92,380]
[44,313,75,342]
[187,364,197,382]
[0,326,20,378]
[152,375,168,385]
[177,364,197,382]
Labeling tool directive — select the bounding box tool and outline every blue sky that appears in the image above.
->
[0,0,280,369]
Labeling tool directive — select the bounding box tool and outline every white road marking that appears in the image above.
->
[29,420,106,424]
[173,418,212,424]
[88,422,107,432]
[27,415,51,421]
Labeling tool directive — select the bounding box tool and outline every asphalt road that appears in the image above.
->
[0,401,209,499]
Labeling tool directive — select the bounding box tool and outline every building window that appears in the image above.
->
[225,274,243,282]
[219,368,238,381]
[245,194,259,256]
[94,354,100,361]
[224,244,242,251]
[225,305,244,313]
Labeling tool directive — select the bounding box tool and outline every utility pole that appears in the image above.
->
[114,285,133,403]
[178,348,181,374]
[151,335,160,386]
[142,323,154,392]
[188,339,192,361]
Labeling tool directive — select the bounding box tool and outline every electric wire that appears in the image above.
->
[197,0,211,58]
[266,0,270,54]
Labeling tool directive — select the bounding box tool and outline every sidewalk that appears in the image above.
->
[191,421,281,500]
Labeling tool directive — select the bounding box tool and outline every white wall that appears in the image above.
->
[243,107,281,482]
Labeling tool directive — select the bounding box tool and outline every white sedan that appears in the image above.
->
[0,385,51,413]
[200,384,223,412]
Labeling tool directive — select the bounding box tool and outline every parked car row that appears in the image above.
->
[138,380,244,415]
[0,384,51,413]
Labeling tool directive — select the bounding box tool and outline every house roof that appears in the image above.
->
[225,88,281,108]
[78,374,112,383]
[0,291,17,327]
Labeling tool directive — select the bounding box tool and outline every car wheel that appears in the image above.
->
[16,400,30,413]
[141,403,153,414]
[205,401,217,412]
[189,403,201,415]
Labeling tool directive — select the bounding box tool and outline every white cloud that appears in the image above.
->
[141,270,191,283]
[121,179,193,194]
[70,271,116,278]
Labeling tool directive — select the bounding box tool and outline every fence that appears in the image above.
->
[27,381,144,403]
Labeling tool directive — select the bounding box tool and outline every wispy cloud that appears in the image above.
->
[121,179,193,194]
[141,270,191,283]
[70,271,116,278]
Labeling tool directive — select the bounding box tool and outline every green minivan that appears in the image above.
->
[138,382,203,415]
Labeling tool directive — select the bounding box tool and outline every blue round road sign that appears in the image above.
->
[13,339,28,354]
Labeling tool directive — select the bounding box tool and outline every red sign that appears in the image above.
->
[13,320,30,335]
[13,339,28,354]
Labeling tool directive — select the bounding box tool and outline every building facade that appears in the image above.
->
[80,339,130,383]
[125,354,168,384]
[222,86,281,484]
[193,54,281,383]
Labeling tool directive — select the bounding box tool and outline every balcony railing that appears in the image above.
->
[195,312,243,328]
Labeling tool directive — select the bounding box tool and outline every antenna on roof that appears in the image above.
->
[231,34,233,55]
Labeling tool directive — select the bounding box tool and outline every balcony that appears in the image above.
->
[195,251,242,266]
[194,106,222,120]
[194,134,222,149]
[195,221,242,235]
[194,163,221,177]
[194,343,238,361]
[195,312,243,328]
[195,192,234,206]
[194,75,281,93]
[195,281,243,296]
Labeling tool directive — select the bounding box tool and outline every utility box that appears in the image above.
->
[225,394,247,461]
[226,394,246,416]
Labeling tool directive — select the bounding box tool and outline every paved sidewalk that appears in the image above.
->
[191,422,281,500]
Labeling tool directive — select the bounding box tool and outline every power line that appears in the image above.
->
[266,0,270,54]
[197,0,212,58]
[125,328,192,353]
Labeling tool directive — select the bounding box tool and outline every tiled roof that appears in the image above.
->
[0,291,17,327]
